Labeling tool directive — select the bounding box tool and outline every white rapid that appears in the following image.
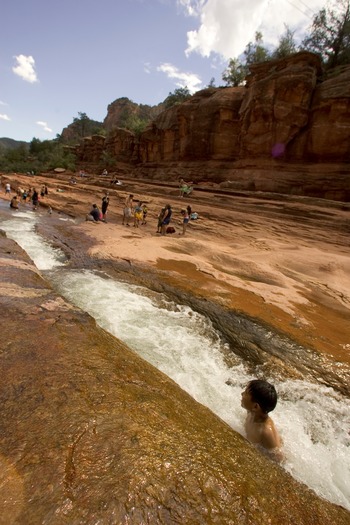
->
[1,209,349,512]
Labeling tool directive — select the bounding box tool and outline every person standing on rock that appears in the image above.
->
[101,191,110,222]
[180,208,190,236]
[141,203,148,225]
[122,194,134,226]
[156,207,166,233]
[32,188,39,210]
[133,201,143,228]
[161,204,172,235]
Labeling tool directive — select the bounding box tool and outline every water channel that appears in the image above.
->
[1,208,349,511]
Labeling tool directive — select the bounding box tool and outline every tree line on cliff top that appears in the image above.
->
[223,0,350,86]
[0,0,349,174]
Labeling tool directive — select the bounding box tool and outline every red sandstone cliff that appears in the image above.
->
[74,52,350,200]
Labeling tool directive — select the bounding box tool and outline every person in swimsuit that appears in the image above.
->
[123,194,134,226]
[180,208,189,235]
[241,379,283,462]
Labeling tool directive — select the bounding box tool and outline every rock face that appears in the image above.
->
[105,127,138,163]
[1,232,349,524]
[239,53,322,158]
[103,97,164,133]
[75,52,350,201]
[139,87,245,162]
[289,65,350,162]
[75,134,106,164]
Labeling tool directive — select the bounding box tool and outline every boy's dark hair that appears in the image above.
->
[247,380,278,414]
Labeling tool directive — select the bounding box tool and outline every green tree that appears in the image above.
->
[100,150,117,168]
[301,0,350,68]
[222,58,248,86]
[272,25,297,59]
[0,138,76,172]
[73,111,90,137]
[222,32,270,86]
[244,31,270,65]
[0,143,30,172]
[123,114,148,135]
[29,137,55,156]
[163,87,191,108]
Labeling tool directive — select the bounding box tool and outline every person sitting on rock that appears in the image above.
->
[179,178,193,197]
[241,379,283,462]
[86,204,101,222]
[10,195,19,209]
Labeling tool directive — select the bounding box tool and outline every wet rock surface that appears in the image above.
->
[1,232,349,524]
[1,172,349,394]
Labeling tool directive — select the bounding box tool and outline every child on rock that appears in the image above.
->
[241,379,283,462]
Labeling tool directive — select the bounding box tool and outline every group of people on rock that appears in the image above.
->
[4,181,49,212]
[86,191,110,222]
[121,194,148,227]
[121,195,144,227]
[85,190,195,237]
[4,173,196,235]
[156,204,193,236]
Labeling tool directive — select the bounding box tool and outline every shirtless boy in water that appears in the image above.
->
[241,379,283,462]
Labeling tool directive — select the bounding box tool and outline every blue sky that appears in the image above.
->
[0,0,326,142]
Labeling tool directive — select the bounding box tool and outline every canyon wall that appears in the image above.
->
[75,52,350,200]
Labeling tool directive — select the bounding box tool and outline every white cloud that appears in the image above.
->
[143,62,151,74]
[12,55,38,83]
[36,121,53,133]
[0,100,8,106]
[177,0,206,16]
[0,114,11,121]
[157,62,202,92]
[180,0,327,59]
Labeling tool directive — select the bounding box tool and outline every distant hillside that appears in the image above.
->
[60,98,165,144]
[103,97,164,132]
[60,115,104,144]
[0,138,29,151]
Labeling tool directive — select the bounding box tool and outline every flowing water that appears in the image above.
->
[1,209,349,511]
